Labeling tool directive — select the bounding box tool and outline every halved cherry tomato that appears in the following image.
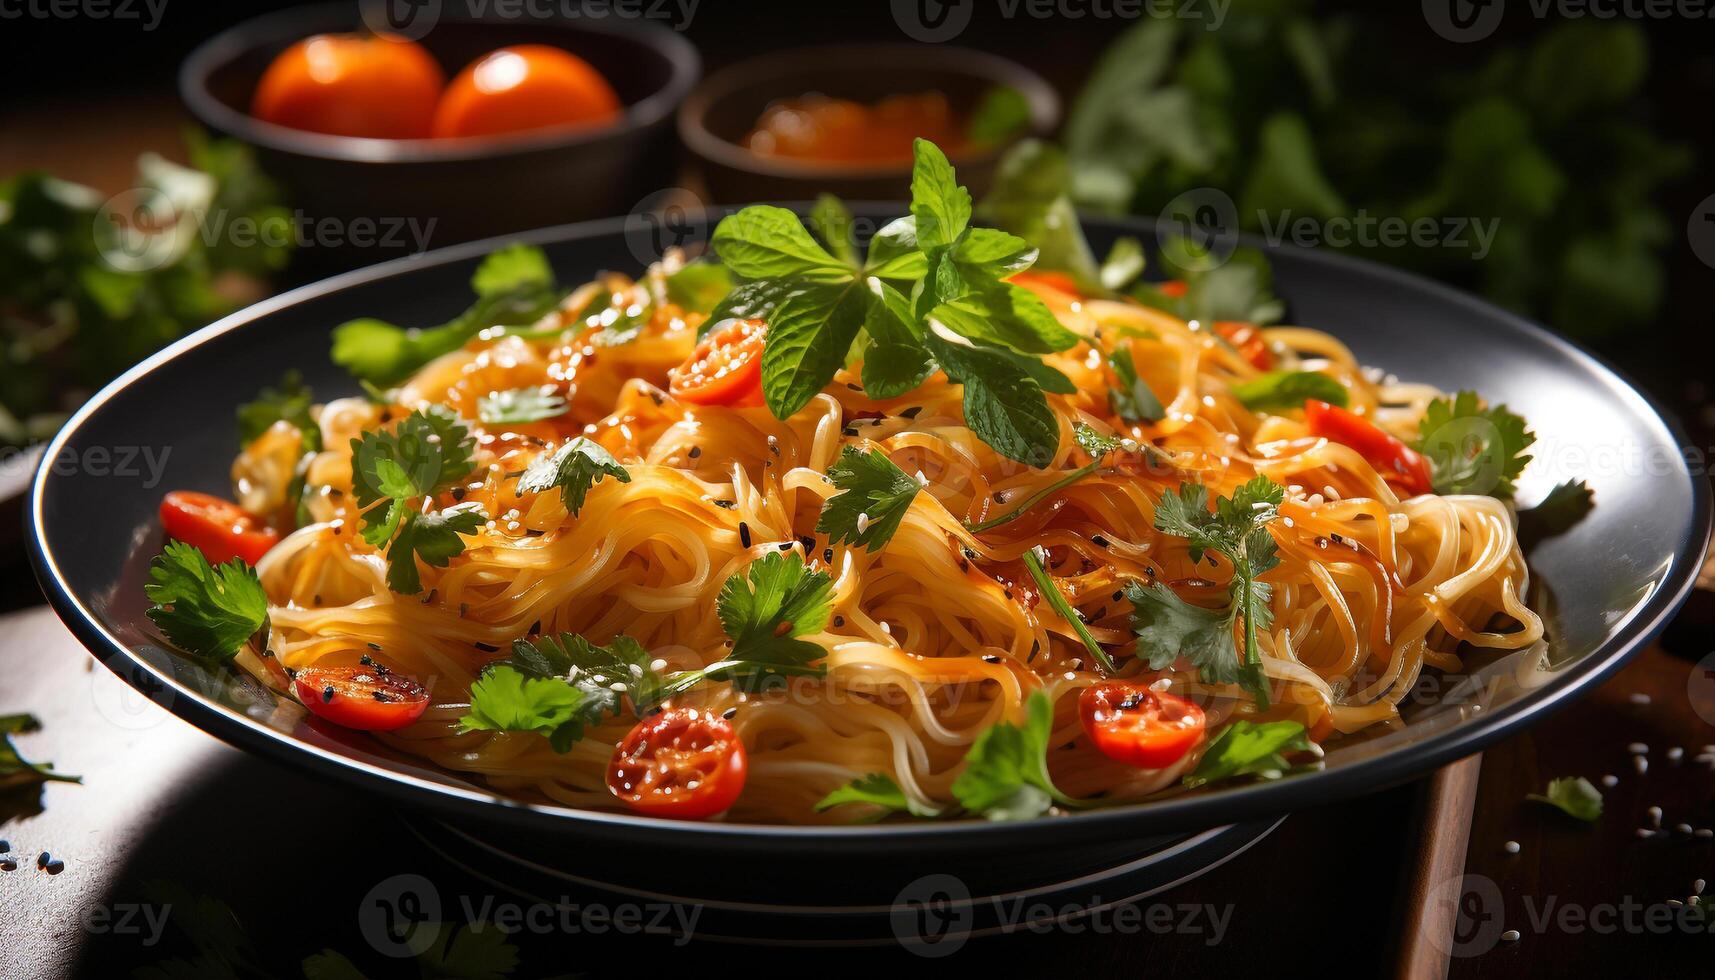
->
[607,707,747,820]
[251,33,444,139]
[432,45,621,140]
[160,491,280,566]
[1213,321,1273,371]
[1009,270,1083,298]
[293,664,430,731]
[1158,279,1188,298]
[1304,399,1434,496]
[669,317,766,407]
[1079,681,1206,769]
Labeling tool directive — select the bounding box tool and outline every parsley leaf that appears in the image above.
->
[1415,390,1536,499]
[1108,347,1165,423]
[1230,370,1349,412]
[815,772,943,819]
[515,436,630,516]
[349,406,477,550]
[385,503,486,595]
[711,552,833,691]
[477,386,568,426]
[950,689,1066,820]
[236,370,321,451]
[1527,776,1603,822]
[462,633,657,751]
[331,243,559,386]
[1183,720,1312,789]
[0,714,80,787]
[816,446,922,551]
[144,540,270,659]
[1134,477,1284,706]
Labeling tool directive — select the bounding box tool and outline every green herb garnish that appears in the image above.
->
[514,436,630,516]
[462,633,657,751]
[348,406,483,594]
[1230,370,1349,412]
[1414,390,1535,499]
[816,445,922,551]
[1183,720,1312,789]
[0,714,81,788]
[143,541,270,660]
[1020,546,1116,674]
[1528,776,1603,822]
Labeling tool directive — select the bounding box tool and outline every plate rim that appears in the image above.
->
[27,209,1712,848]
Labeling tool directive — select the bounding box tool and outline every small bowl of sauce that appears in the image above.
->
[679,44,1059,204]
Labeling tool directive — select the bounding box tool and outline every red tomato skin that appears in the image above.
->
[1213,321,1274,371]
[1079,682,1207,769]
[607,708,747,820]
[251,34,445,139]
[1304,399,1434,496]
[293,665,430,732]
[1009,270,1083,298]
[669,318,766,407]
[432,45,621,140]
[160,491,280,566]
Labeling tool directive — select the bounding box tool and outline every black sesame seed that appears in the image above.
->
[722,707,739,719]
[451,486,467,501]
[0,859,14,872]
[714,499,736,510]
[459,603,471,617]
[313,594,324,605]
[900,406,922,419]
[366,642,381,651]
[36,852,50,869]
[360,654,376,667]
[739,522,752,548]
[823,547,834,563]
[1112,590,1124,602]
[777,541,795,551]
[981,655,1001,664]
[528,620,542,636]
[322,685,335,703]
[0,839,10,853]
[832,615,845,628]
[372,691,391,703]
[689,446,702,459]
[1091,535,1110,548]
[845,383,862,391]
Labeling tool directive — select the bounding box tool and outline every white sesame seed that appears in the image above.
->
[1628,742,1650,754]
[1699,830,1715,839]
[649,658,668,672]
[1149,678,1173,692]
[1635,756,1650,775]
[914,470,929,487]
[856,512,869,534]
[1648,806,1664,827]
[1601,774,1619,788]
[1283,516,1294,527]
[1669,899,1685,907]
[1629,693,1653,705]
[879,621,890,635]
[1501,930,1520,942]
[610,682,626,692]
[1637,828,1657,839]
[1323,485,1340,500]
[1669,747,1685,762]
[1698,880,1708,894]
[1504,840,1520,854]
[1679,824,1695,835]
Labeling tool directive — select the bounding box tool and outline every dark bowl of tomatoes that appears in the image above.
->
[678,43,1059,206]
[179,3,699,277]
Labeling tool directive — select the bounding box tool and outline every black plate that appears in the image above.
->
[26,210,1710,882]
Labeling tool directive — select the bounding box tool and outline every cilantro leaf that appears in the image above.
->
[1135,477,1284,706]
[815,772,943,819]
[1415,390,1536,499]
[350,406,477,548]
[712,552,833,690]
[1108,347,1165,423]
[816,446,922,551]
[144,541,270,660]
[1183,720,1312,789]
[1519,479,1595,540]
[1230,370,1349,412]
[515,436,631,516]
[461,633,657,751]
[385,503,486,595]
[0,714,80,787]
[417,922,520,980]
[910,139,973,249]
[1527,775,1603,822]
[236,370,320,451]
[477,386,568,426]
[950,689,1065,820]
[809,193,860,268]
[711,205,851,281]
[331,243,559,386]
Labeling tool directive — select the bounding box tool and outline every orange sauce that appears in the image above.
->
[743,92,968,165]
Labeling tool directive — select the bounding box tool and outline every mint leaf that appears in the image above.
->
[859,279,935,398]
[386,503,485,595]
[928,282,1079,355]
[951,227,1038,279]
[931,336,1061,467]
[1108,347,1165,423]
[759,278,869,418]
[950,690,1064,820]
[809,193,860,268]
[1100,236,1147,291]
[967,85,1032,145]
[816,446,922,551]
[1230,370,1349,412]
[144,540,270,660]
[1183,720,1311,789]
[711,205,852,281]
[515,437,630,516]
[1528,776,1603,822]
[975,139,1103,292]
[909,138,972,249]
[864,216,930,281]
[477,386,569,426]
